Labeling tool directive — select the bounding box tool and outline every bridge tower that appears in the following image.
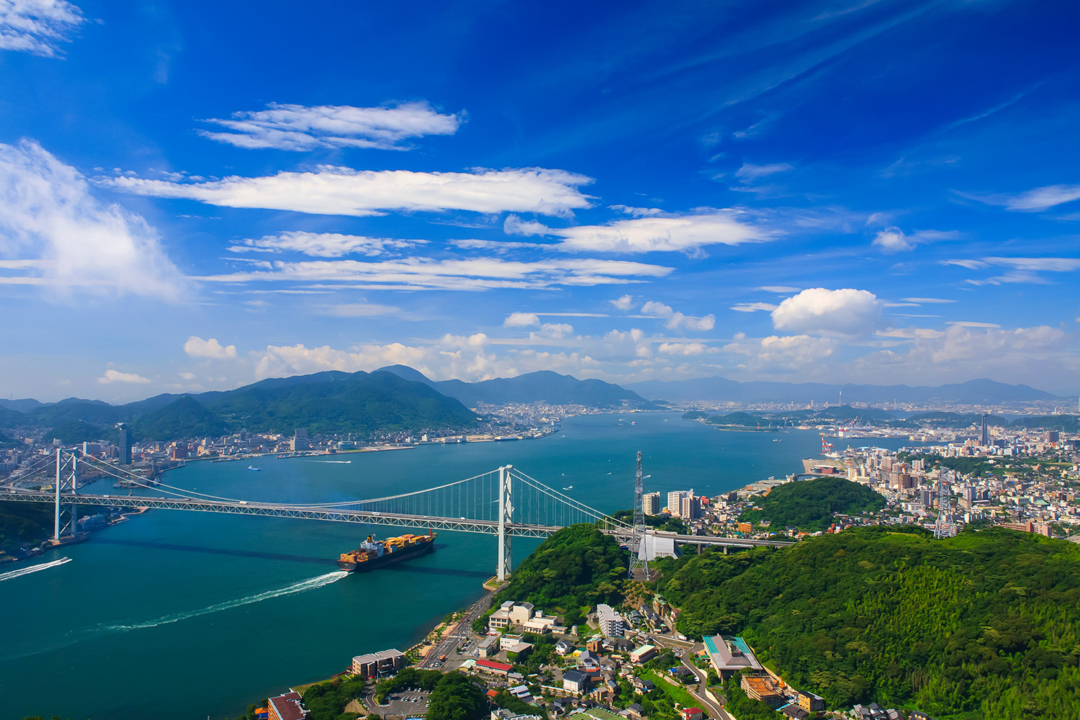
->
[628,451,648,580]
[53,449,79,543]
[497,464,513,581]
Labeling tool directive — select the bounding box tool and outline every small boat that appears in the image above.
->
[247,466,261,471]
[563,485,573,490]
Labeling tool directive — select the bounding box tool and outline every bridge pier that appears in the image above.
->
[497,465,513,581]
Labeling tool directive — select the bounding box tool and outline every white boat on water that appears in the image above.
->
[247,466,261,471]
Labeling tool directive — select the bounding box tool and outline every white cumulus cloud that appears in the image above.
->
[0,0,85,57]
[610,294,635,310]
[100,166,594,218]
[640,300,715,331]
[184,336,238,360]
[504,312,540,327]
[98,369,151,384]
[771,288,882,337]
[198,101,462,151]
[658,342,709,356]
[723,334,837,372]
[872,227,959,253]
[0,139,187,300]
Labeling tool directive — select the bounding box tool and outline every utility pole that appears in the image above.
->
[628,451,648,580]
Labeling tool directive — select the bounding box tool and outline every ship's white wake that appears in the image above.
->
[106,571,348,631]
[0,557,72,582]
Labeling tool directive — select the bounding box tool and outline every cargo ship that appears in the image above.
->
[337,531,436,572]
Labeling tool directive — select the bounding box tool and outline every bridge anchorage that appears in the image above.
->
[5,450,792,577]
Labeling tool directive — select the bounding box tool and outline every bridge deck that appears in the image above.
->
[5,490,792,547]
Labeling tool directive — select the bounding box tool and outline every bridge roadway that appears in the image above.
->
[4,489,793,548]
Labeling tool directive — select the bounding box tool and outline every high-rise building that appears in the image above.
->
[117,424,131,465]
[680,494,700,519]
[643,492,661,516]
[292,428,310,451]
[1044,430,1060,443]
[980,414,988,446]
[667,490,691,517]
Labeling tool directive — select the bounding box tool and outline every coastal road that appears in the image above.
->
[419,589,495,669]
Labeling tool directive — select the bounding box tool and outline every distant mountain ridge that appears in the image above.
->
[0,371,479,442]
[376,365,653,408]
[625,376,1058,404]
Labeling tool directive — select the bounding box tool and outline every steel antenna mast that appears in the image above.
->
[628,451,648,579]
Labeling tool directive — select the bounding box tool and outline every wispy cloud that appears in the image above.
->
[943,256,1080,285]
[229,231,423,258]
[193,256,673,291]
[0,0,85,57]
[504,209,770,254]
[198,102,463,151]
[735,163,793,181]
[0,139,187,301]
[962,184,1080,212]
[731,302,778,313]
[100,167,594,218]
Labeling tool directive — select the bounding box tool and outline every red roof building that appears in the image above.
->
[476,659,513,675]
[268,691,308,720]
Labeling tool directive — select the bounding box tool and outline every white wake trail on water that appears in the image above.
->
[0,557,72,582]
[106,570,349,631]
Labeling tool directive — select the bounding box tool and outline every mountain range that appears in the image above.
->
[624,376,1060,404]
[375,365,651,408]
[0,367,650,442]
[0,369,1066,444]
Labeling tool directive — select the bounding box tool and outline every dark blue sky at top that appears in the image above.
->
[0,0,1078,400]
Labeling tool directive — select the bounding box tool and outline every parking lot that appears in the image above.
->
[367,689,430,719]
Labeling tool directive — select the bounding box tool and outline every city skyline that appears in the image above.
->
[2,0,1079,402]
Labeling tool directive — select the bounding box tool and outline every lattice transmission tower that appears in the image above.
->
[628,451,649,580]
[934,470,956,539]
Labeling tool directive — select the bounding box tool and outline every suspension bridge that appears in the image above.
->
[4,450,792,579]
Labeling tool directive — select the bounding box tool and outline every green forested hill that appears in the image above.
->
[489,524,628,626]
[46,419,110,444]
[658,527,1080,719]
[205,370,478,436]
[739,477,885,531]
[132,396,230,441]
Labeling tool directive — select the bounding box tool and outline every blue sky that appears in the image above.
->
[1,0,1079,402]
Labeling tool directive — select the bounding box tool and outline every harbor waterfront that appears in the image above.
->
[1,413,922,720]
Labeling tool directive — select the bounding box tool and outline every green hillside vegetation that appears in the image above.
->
[300,674,366,720]
[482,524,628,628]
[132,396,229,441]
[47,420,109,444]
[658,527,1080,719]
[738,477,885,531]
[425,672,488,720]
[28,400,121,428]
[705,412,783,428]
[206,371,478,437]
[0,501,53,553]
[1013,414,1079,432]
[0,371,480,441]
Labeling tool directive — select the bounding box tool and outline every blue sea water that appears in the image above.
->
[0,412,918,719]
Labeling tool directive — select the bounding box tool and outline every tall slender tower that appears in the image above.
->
[628,451,648,580]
